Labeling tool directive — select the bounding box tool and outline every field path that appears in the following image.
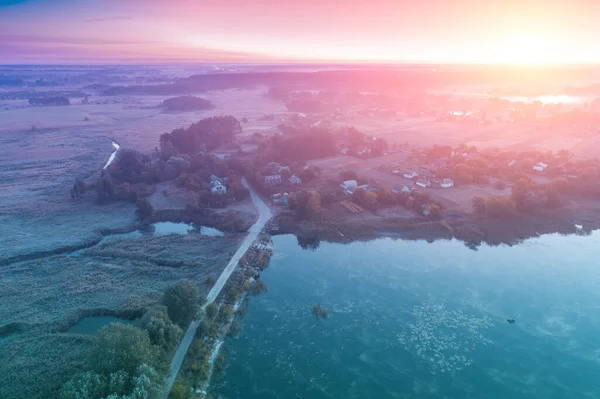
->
[164,178,272,396]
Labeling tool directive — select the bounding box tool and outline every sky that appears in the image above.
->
[1,0,600,64]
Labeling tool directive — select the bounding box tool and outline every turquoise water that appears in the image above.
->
[153,222,224,236]
[68,316,132,335]
[212,233,600,399]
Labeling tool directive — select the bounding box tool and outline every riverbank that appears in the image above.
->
[272,201,600,249]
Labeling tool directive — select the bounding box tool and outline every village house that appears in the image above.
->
[533,162,548,172]
[213,152,232,160]
[288,175,302,186]
[211,182,227,195]
[508,159,517,168]
[264,175,282,186]
[440,178,454,188]
[404,170,419,179]
[340,179,358,195]
[416,178,431,188]
[357,148,372,156]
[392,182,413,194]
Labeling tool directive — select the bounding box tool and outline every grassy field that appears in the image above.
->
[0,232,244,399]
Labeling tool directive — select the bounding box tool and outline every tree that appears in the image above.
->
[295,190,321,219]
[280,168,292,179]
[60,371,106,399]
[96,175,115,203]
[205,302,218,320]
[90,324,159,379]
[136,198,154,223]
[137,306,183,354]
[429,203,443,219]
[376,186,396,205]
[163,280,200,327]
[221,211,248,232]
[339,170,358,182]
[228,180,250,201]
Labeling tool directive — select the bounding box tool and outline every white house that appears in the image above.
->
[340,147,350,155]
[392,182,413,194]
[404,170,419,179]
[289,175,302,186]
[533,162,548,172]
[264,175,282,186]
[340,179,358,195]
[211,182,227,195]
[507,159,517,168]
[440,178,454,188]
[416,178,431,188]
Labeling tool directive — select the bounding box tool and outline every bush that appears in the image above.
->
[205,302,218,320]
[169,383,190,399]
[163,280,200,328]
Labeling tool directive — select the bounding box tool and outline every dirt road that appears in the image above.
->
[164,178,272,397]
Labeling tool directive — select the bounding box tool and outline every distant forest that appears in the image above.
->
[160,96,214,111]
[102,67,596,96]
[28,96,70,106]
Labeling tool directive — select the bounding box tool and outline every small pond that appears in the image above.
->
[153,222,224,237]
[68,316,132,335]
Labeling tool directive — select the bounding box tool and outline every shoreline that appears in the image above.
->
[271,203,600,249]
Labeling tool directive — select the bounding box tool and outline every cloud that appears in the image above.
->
[84,16,134,23]
[0,34,156,46]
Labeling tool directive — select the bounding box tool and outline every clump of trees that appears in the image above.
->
[260,125,337,162]
[291,190,322,219]
[160,96,213,111]
[163,280,201,328]
[137,306,183,354]
[485,195,518,218]
[160,115,242,155]
[60,324,164,399]
[29,96,70,106]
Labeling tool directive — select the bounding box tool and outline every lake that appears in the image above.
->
[211,233,600,399]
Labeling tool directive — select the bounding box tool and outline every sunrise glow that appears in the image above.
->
[1,0,599,64]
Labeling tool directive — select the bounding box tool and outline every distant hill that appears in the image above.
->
[160,96,214,111]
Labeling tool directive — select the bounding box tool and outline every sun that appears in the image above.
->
[500,32,557,65]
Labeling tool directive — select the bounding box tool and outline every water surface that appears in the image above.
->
[68,316,132,335]
[212,233,600,399]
